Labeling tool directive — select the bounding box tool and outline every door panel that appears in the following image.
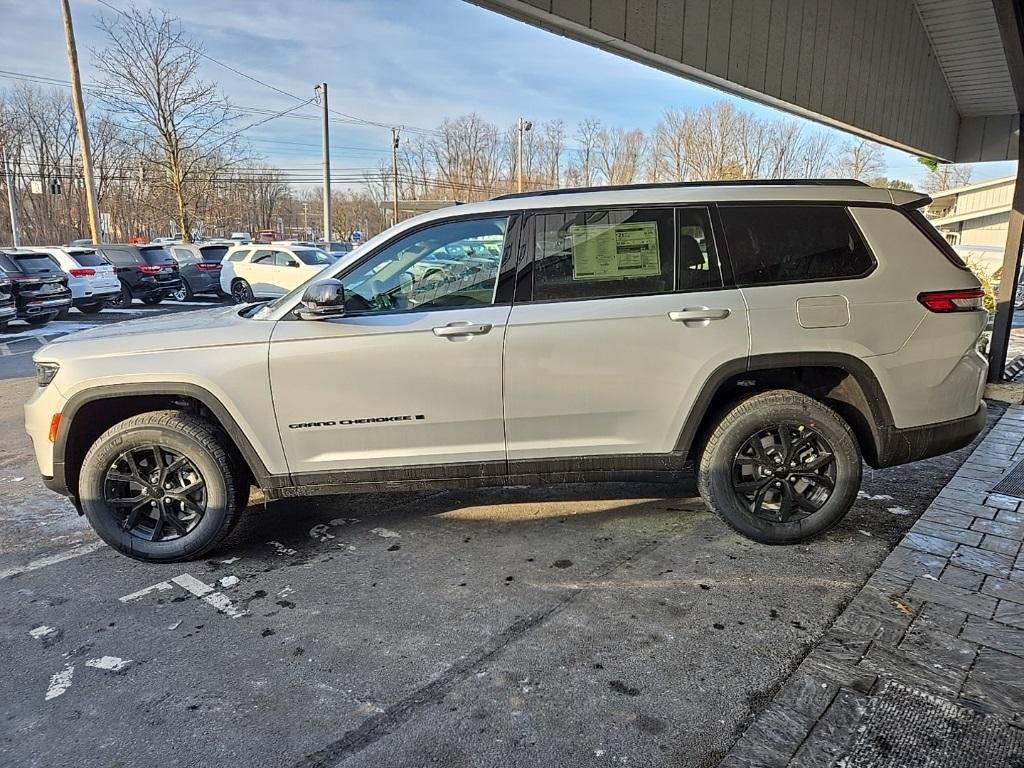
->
[269,215,513,476]
[270,306,511,474]
[503,290,748,459]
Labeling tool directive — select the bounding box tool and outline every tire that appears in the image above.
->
[55,308,70,320]
[142,295,163,305]
[0,321,8,333]
[78,410,247,563]
[108,283,132,308]
[78,301,104,314]
[171,282,193,302]
[26,313,57,326]
[697,389,861,544]
[231,279,254,304]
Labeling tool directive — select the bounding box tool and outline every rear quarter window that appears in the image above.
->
[720,205,875,286]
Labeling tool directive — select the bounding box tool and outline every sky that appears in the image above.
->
[0,0,1016,189]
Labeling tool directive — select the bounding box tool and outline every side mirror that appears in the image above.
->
[297,279,346,321]
[287,260,301,267]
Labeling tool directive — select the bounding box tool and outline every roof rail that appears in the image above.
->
[490,178,869,201]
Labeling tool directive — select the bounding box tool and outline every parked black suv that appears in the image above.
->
[0,251,72,326]
[0,272,16,332]
[99,244,183,307]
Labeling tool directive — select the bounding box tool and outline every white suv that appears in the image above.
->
[220,243,334,302]
[22,247,120,316]
[26,181,988,562]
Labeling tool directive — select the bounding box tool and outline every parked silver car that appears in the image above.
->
[26,180,987,562]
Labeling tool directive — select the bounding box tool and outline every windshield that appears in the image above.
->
[293,248,332,266]
[9,254,60,274]
[139,246,173,265]
[68,249,109,267]
[199,246,229,262]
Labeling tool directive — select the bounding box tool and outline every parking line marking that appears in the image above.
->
[171,573,247,618]
[0,541,105,581]
[45,664,74,701]
[119,581,173,602]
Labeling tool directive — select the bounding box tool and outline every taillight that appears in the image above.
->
[917,288,985,313]
[68,268,95,277]
[139,265,162,274]
[197,262,221,272]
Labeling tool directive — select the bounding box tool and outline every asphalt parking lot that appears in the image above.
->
[0,301,1002,768]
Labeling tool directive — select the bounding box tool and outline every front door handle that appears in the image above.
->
[668,308,731,322]
[433,322,493,338]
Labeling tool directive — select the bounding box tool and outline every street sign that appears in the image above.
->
[351,230,363,242]
[30,180,42,195]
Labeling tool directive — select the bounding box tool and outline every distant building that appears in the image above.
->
[924,175,1015,274]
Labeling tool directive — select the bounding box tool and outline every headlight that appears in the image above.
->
[36,362,60,388]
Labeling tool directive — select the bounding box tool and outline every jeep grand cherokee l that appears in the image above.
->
[0,251,73,327]
[26,181,988,563]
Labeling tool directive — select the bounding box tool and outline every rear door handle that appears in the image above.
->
[433,322,493,337]
[668,308,731,322]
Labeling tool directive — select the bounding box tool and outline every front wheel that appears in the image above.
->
[697,390,861,544]
[78,411,247,563]
[55,308,70,320]
[78,301,105,314]
[142,295,163,306]
[231,279,254,304]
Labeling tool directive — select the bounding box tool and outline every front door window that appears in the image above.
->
[341,217,508,313]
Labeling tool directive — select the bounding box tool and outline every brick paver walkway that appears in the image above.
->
[720,405,1024,767]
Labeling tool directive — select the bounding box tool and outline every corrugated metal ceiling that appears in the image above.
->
[914,0,1018,116]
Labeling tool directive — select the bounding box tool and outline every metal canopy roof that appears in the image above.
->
[469,0,1024,163]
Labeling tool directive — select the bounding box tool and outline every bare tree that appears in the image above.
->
[833,138,886,181]
[918,159,973,192]
[92,6,242,242]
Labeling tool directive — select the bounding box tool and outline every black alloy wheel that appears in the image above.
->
[103,445,208,542]
[731,423,836,524]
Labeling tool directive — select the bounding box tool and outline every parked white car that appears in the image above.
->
[29,246,120,315]
[220,243,334,302]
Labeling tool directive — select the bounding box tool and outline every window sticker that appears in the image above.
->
[569,222,661,280]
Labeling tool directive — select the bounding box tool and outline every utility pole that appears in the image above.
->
[60,0,101,245]
[516,118,532,195]
[317,83,331,243]
[391,127,400,225]
[1,145,20,247]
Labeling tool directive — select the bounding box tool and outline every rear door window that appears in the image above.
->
[251,250,275,265]
[532,207,675,301]
[719,205,875,286]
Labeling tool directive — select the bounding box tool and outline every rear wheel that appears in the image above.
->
[142,295,163,305]
[0,321,8,333]
[171,282,193,302]
[78,301,104,314]
[78,411,246,563]
[231,279,254,304]
[108,283,132,308]
[697,390,861,544]
[55,308,70,320]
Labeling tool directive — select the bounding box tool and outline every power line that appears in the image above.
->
[91,0,441,138]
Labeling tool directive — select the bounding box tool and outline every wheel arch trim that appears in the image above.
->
[51,381,279,498]
[674,352,894,464]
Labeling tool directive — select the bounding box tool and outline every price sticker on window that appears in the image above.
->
[569,222,660,280]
